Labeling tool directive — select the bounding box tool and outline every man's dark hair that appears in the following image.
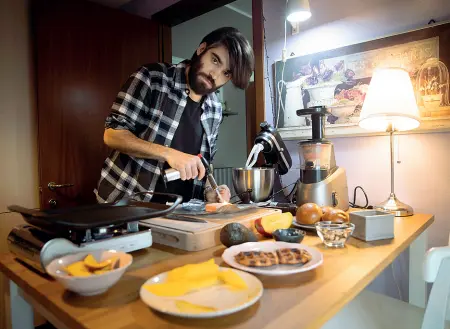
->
[191,27,255,89]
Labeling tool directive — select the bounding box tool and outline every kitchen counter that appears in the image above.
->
[1,213,433,329]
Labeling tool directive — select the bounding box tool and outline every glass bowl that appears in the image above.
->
[315,221,355,248]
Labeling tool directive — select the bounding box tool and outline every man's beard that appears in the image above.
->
[188,54,218,95]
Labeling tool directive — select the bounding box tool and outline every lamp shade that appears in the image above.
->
[359,68,421,131]
[287,0,312,23]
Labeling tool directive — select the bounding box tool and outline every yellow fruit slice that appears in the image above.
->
[145,275,220,297]
[186,276,220,291]
[83,254,113,270]
[219,269,248,290]
[166,259,219,282]
[65,261,92,277]
[175,300,216,314]
[144,282,190,297]
[93,265,112,275]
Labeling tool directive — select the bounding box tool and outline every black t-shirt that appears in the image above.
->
[155,96,204,201]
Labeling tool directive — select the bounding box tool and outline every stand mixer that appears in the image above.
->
[233,122,292,204]
[295,106,349,211]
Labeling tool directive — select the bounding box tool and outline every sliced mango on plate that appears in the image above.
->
[145,275,220,297]
[144,281,190,297]
[219,269,248,290]
[175,300,217,313]
[166,258,219,282]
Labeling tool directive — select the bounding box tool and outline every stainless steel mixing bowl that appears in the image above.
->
[232,168,275,203]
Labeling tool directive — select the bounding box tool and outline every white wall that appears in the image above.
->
[0,0,39,215]
[0,0,39,326]
[263,0,450,301]
[172,3,253,168]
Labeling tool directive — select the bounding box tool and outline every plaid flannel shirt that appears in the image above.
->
[94,62,223,203]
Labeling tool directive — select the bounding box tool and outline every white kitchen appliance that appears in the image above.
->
[295,106,349,211]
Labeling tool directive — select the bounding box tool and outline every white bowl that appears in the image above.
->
[304,81,341,102]
[46,250,132,296]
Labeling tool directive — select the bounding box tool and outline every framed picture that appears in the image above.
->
[275,21,450,140]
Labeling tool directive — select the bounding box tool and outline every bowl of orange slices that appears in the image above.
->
[46,250,132,296]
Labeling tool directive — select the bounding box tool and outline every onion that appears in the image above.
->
[296,203,323,225]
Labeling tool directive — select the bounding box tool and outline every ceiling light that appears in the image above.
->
[286,0,312,23]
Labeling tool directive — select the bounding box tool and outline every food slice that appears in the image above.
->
[83,254,115,270]
[255,212,293,237]
[175,300,217,314]
[219,269,248,290]
[205,202,225,212]
[93,265,112,275]
[144,281,190,297]
[64,261,92,277]
[144,275,219,297]
[166,258,219,282]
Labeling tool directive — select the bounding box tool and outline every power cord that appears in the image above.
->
[268,181,297,200]
[263,15,276,121]
[275,1,289,128]
[349,186,373,209]
[230,182,297,204]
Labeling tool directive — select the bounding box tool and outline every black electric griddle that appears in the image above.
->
[8,192,182,231]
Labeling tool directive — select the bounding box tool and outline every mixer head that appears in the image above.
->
[254,122,292,175]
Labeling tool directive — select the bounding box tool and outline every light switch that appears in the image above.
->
[291,22,300,35]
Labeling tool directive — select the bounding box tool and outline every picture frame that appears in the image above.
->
[274,21,450,140]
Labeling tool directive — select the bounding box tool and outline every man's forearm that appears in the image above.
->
[104,129,171,161]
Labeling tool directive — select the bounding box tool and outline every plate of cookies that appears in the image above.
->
[221,241,323,276]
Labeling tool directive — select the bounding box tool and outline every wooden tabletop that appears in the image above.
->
[0,213,434,329]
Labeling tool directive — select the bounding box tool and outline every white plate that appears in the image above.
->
[222,241,323,276]
[139,267,263,319]
[292,221,317,232]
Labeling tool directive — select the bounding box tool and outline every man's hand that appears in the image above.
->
[205,185,231,203]
[165,149,206,181]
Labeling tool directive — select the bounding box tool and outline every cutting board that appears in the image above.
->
[139,207,281,251]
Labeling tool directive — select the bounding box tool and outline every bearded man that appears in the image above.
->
[95,27,254,204]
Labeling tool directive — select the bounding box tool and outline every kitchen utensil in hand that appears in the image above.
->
[198,154,224,203]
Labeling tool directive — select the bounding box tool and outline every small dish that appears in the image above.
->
[46,250,132,296]
[272,228,305,243]
[315,221,355,248]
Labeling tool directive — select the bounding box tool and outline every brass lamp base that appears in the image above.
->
[375,193,414,217]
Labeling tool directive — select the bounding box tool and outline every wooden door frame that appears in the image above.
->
[159,24,172,63]
[154,0,265,154]
[249,0,265,152]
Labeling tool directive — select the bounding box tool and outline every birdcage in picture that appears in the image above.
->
[415,57,450,111]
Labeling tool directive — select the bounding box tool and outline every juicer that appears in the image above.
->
[295,106,349,211]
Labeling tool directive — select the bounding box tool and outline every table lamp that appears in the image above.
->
[359,67,421,216]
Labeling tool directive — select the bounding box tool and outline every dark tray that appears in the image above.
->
[8,192,182,231]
